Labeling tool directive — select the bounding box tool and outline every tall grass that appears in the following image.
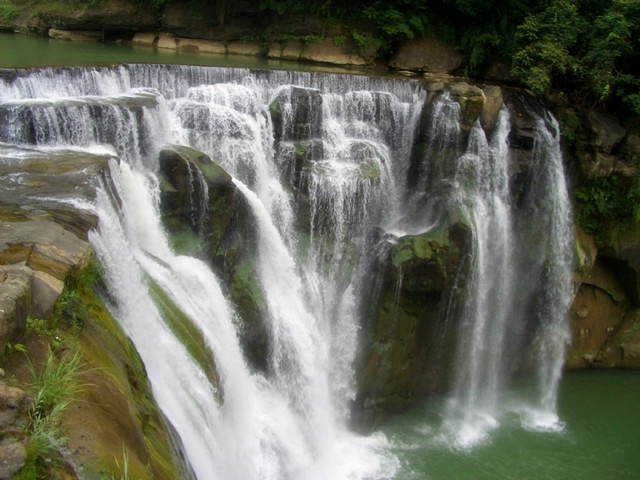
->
[19,348,83,480]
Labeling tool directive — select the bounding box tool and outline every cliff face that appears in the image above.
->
[564,108,640,370]
[0,153,189,479]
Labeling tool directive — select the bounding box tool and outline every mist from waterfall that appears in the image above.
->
[0,64,573,477]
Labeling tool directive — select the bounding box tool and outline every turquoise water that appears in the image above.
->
[382,370,640,479]
[0,31,367,73]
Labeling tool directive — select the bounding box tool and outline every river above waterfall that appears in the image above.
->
[0,31,368,73]
[1,33,639,480]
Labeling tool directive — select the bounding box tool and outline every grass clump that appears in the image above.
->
[19,348,83,480]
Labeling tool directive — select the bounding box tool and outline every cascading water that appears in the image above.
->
[0,64,573,477]
[403,92,574,448]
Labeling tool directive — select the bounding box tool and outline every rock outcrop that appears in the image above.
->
[0,148,188,479]
[354,221,472,428]
[158,145,270,372]
[567,226,640,368]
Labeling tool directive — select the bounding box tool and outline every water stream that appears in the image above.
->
[0,61,604,479]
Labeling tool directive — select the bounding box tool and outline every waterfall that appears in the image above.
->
[404,94,574,449]
[439,111,518,448]
[1,64,573,476]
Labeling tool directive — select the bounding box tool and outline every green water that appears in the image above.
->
[0,31,365,72]
[382,370,640,480]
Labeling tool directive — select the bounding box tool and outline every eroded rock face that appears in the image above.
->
[158,145,270,372]
[449,82,486,131]
[0,267,31,354]
[576,110,628,178]
[568,258,640,368]
[567,225,640,369]
[1,221,91,281]
[0,222,90,355]
[480,85,504,132]
[0,382,31,479]
[299,37,372,66]
[354,222,472,428]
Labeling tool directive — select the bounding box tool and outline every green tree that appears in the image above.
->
[511,0,584,95]
[581,0,640,113]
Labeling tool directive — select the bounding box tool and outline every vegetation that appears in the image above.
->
[19,348,83,480]
[574,173,640,236]
[512,0,640,115]
[0,1,17,22]
[12,264,95,479]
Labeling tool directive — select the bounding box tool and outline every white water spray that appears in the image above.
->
[1,64,574,476]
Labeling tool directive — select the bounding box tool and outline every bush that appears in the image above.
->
[0,2,17,22]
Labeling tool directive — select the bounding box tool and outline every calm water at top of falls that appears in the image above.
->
[0,31,369,73]
[1,32,639,480]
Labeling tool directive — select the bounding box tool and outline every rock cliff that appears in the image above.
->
[0,151,189,479]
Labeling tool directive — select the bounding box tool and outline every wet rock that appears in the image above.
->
[0,266,31,355]
[177,38,226,54]
[132,32,157,47]
[157,32,177,50]
[449,82,486,131]
[159,145,234,241]
[269,86,323,142]
[268,41,304,61]
[354,221,472,429]
[227,41,262,56]
[158,146,269,372]
[480,85,504,131]
[48,29,102,42]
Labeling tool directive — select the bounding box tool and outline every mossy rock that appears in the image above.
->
[1,259,189,480]
[353,221,472,430]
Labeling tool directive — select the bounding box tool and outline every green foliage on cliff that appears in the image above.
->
[574,173,640,234]
[511,0,583,94]
[252,0,640,114]
[512,0,640,115]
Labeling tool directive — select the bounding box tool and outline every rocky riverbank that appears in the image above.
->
[0,152,189,478]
